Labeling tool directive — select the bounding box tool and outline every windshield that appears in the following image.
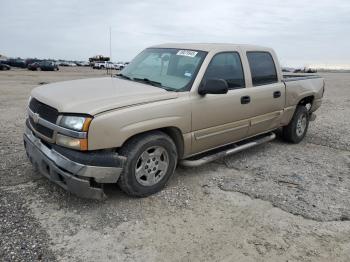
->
[118,48,207,91]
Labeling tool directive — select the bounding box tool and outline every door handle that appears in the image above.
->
[273,91,281,98]
[241,96,251,104]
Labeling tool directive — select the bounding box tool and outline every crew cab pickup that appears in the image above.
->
[24,43,325,199]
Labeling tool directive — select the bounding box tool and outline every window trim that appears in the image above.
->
[246,51,278,87]
[202,51,246,90]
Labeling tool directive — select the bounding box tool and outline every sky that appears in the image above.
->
[1,0,349,67]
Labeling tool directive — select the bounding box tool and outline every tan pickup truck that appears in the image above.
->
[24,43,325,199]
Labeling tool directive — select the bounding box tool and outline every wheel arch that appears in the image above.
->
[119,126,185,159]
[298,95,314,108]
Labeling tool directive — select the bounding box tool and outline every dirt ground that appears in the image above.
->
[1,67,350,261]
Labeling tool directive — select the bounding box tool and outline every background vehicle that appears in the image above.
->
[28,61,59,71]
[58,61,70,66]
[4,58,26,68]
[40,61,59,71]
[27,62,41,71]
[0,62,10,70]
[89,55,110,64]
[93,61,115,69]
[25,58,42,67]
[24,43,324,199]
[114,62,125,70]
[75,61,90,66]
[58,61,76,67]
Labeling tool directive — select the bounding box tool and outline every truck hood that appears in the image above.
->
[31,77,178,115]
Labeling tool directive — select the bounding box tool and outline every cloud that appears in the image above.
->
[0,0,349,66]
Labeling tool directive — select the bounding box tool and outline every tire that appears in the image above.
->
[118,131,178,197]
[282,105,309,143]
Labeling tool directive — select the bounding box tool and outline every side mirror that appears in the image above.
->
[198,79,228,95]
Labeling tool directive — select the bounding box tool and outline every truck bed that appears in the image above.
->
[282,74,324,112]
[282,74,322,82]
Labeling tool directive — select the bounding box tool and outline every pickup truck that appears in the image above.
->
[24,43,325,199]
[114,62,126,70]
[93,61,115,69]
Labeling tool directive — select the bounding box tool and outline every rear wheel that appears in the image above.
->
[118,131,177,197]
[282,105,309,143]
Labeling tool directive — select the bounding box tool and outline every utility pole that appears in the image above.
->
[109,26,112,61]
[107,26,112,76]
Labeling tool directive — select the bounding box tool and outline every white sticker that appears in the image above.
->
[184,72,192,77]
[176,50,198,57]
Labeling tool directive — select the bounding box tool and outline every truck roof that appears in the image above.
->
[150,43,273,53]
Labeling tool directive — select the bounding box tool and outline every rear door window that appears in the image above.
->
[203,52,245,89]
[247,52,278,86]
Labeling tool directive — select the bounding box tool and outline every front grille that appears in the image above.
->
[28,97,58,139]
[29,97,58,123]
[29,117,54,138]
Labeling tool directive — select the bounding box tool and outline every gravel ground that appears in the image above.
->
[220,72,350,222]
[0,188,56,261]
[1,68,350,261]
[220,139,350,221]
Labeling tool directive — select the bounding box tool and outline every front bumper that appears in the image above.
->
[23,126,125,200]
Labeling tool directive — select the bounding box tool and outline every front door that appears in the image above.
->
[191,52,250,154]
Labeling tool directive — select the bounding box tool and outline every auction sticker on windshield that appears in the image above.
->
[176,50,198,57]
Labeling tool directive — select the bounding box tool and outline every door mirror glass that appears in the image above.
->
[198,79,228,95]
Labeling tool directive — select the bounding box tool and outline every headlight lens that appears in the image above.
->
[56,134,88,150]
[60,116,91,131]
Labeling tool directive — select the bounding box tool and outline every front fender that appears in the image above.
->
[87,96,191,150]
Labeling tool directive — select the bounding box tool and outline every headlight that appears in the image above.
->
[57,115,92,150]
[56,134,88,151]
[60,116,92,131]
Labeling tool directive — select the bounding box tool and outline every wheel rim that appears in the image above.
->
[296,113,307,137]
[135,146,169,186]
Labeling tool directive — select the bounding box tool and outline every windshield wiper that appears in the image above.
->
[117,75,176,91]
[116,73,132,80]
[133,77,162,87]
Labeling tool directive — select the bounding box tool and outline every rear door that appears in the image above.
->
[244,51,285,136]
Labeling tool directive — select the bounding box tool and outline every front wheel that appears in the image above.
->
[282,105,309,143]
[118,131,178,197]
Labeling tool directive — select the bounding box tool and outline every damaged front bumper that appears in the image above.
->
[23,126,125,200]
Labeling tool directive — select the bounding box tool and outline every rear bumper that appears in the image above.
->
[23,126,125,200]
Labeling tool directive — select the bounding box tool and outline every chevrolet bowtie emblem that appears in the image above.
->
[32,113,40,123]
